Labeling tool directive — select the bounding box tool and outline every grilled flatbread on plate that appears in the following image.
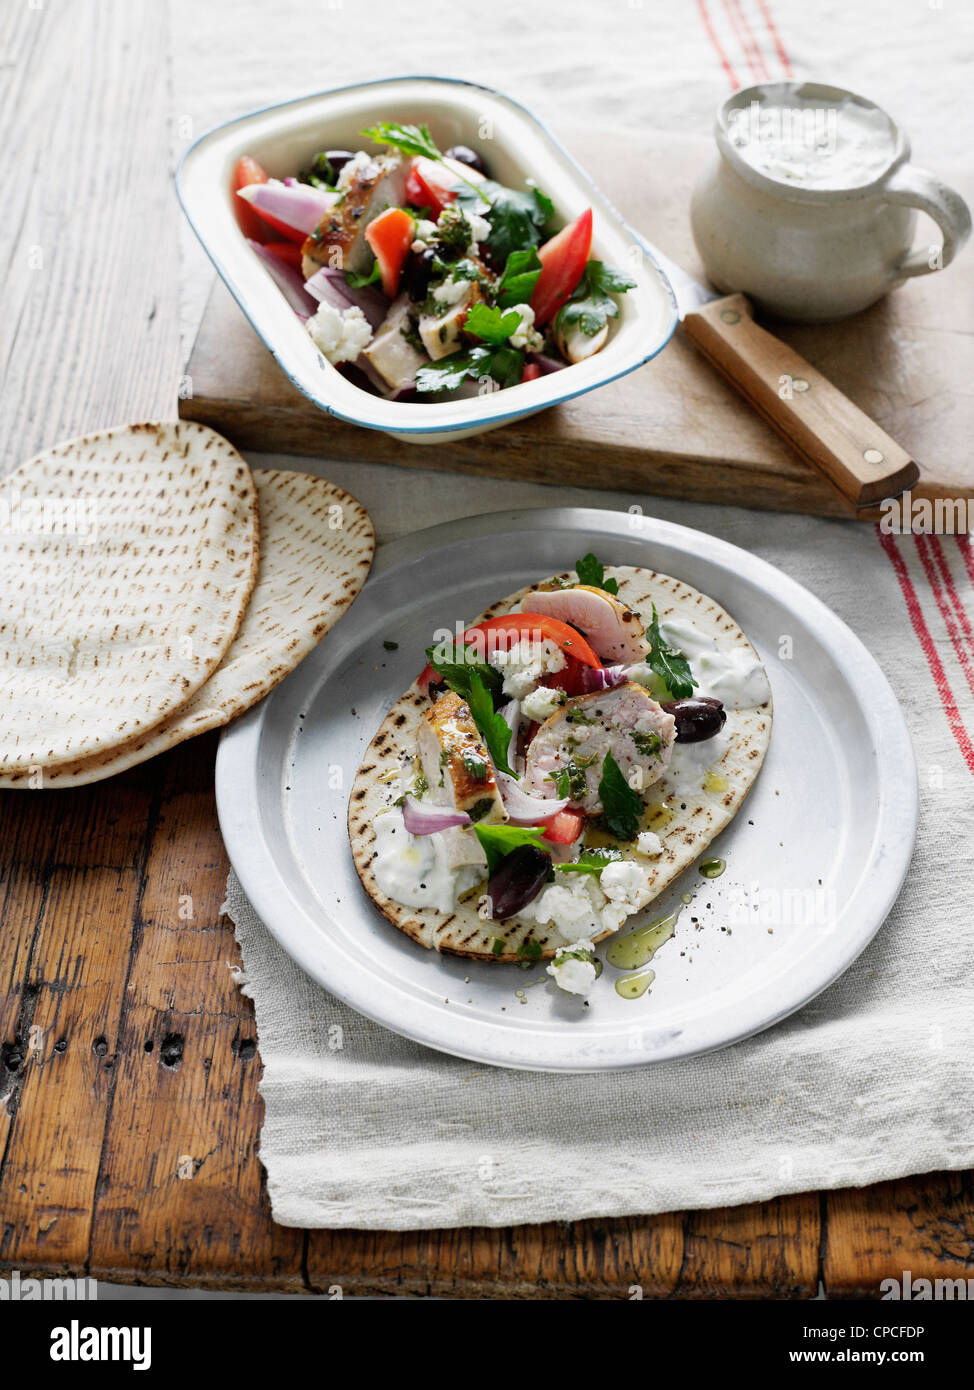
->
[348,565,772,962]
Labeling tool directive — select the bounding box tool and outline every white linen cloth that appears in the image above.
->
[177,0,974,1227]
[223,470,974,1230]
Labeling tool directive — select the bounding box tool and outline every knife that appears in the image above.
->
[641,240,920,509]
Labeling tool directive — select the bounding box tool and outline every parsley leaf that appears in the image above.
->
[424,641,504,703]
[555,259,636,339]
[556,847,625,876]
[646,604,698,699]
[360,121,441,161]
[465,671,516,777]
[548,758,591,801]
[458,180,553,266]
[575,551,619,595]
[423,644,514,775]
[497,248,542,310]
[346,260,381,288]
[415,344,524,394]
[474,824,548,876]
[598,752,643,841]
[463,303,523,346]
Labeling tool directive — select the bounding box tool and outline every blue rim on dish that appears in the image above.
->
[175,75,679,437]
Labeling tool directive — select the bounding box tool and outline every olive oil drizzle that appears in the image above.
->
[615,969,655,999]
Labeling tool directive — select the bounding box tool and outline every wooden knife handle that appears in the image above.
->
[682,292,920,508]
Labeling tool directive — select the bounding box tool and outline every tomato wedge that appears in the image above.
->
[405,157,458,218]
[530,207,593,326]
[364,206,416,297]
[233,155,270,242]
[405,156,484,218]
[543,808,586,845]
[417,612,602,691]
[521,362,542,384]
[464,614,602,668]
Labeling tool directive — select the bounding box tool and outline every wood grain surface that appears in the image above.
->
[178,131,974,524]
[1,0,971,1297]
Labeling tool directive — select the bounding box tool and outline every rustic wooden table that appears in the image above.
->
[1,1,971,1297]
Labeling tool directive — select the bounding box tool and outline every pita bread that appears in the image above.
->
[0,422,259,774]
[348,565,772,962]
[0,470,374,787]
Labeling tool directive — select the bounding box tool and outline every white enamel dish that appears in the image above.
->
[215,508,918,1073]
[175,76,678,444]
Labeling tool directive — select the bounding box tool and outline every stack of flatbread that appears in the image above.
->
[0,421,374,788]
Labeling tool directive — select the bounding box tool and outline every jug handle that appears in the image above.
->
[883,164,972,278]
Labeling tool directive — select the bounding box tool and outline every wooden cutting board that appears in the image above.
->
[179,131,974,523]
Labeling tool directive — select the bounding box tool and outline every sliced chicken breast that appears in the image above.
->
[361,293,426,392]
[417,690,506,825]
[301,154,407,279]
[419,281,484,361]
[519,584,650,664]
[523,682,675,814]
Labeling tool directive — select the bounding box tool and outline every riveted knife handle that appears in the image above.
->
[681,292,920,508]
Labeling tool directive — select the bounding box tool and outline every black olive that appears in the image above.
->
[444,144,488,176]
[487,845,552,920]
[661,696,727,743]
[403,247,436,302]
[325,149,356,177]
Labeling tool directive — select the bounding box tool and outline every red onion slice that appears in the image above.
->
[246,240,317,319]
[528,352,568,375]
[494,700,567,822]
[304,266,388,330]
[497,774,568,826]
[237,179,338,236]
[578,663,628,693]
[401,796,471,836]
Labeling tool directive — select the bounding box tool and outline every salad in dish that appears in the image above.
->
[232,122,636,401]
[347,555,773,1000]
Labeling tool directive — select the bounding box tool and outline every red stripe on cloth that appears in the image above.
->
[916,533,974,699]
[876,527,974,774]
[756,0,794,77]
[697,0,741,89]
[955,532,974,592]
[725,0,771,81]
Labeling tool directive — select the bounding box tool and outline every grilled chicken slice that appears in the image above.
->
[417,690,507,825]
[519,584,650,664]
[301,154,406,280]
[418,280,484,361]
[361,293,426,392]
[523,682,675,814]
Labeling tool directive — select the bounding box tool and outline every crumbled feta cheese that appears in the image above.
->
[517,875,605,939]
[516,856,650,941]
[636,831,664,857]
[466,210,492,244]
[489,638,567,699]
[521,685,564,723]
[306,301,373,365]
[415,219,438,241]
[507,303,545,354]
[432,276,474,307]
[547,939,598,996]
[336,149,377,191]
[600,859,651,910]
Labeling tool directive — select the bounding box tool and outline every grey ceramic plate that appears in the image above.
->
[215,507,917,1072]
